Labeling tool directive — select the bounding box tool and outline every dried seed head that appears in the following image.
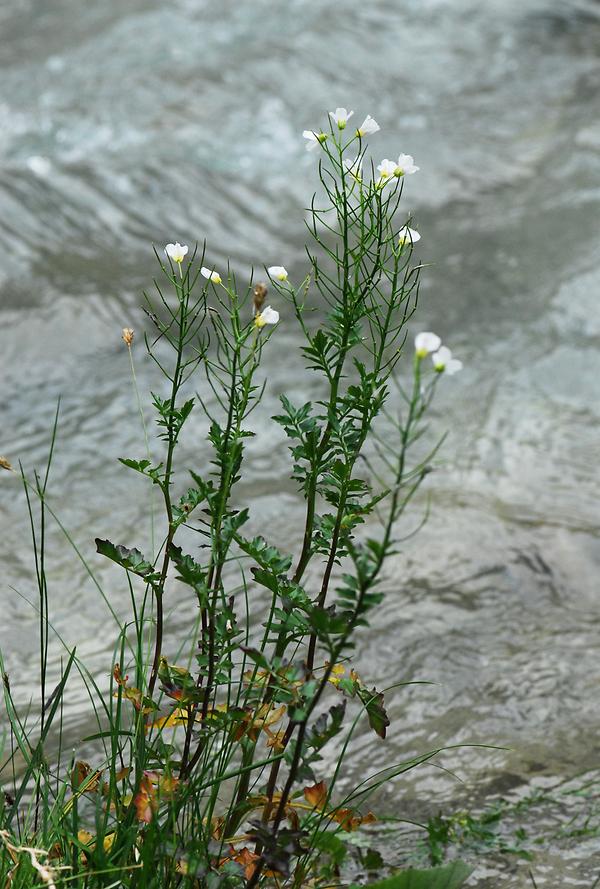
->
[122,328,134,347]
[252,282,268,315]
[0,457,12,472]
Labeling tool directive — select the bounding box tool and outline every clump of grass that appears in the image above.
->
[0,110,468,888]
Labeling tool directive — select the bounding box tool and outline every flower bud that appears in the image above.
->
[253,282,268,315]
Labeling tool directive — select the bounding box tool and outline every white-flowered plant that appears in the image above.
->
[12,109,466,889]
[398,225,421,246]
[254,305,279,329]
[415,331,442,358]
[432,346,463,375]
[356,114,380,137]
[267,266,288,282]
[165,242,188,264]
[329,107,354,130]
[303,130,327,152]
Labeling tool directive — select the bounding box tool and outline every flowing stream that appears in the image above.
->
[1,0,600,884]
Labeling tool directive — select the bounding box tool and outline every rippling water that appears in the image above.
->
[1,0,600,884]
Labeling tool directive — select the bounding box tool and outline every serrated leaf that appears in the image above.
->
[357,685,390,739]
[119,458,152,473]
[95,539,160,584]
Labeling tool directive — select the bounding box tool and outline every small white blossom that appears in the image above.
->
[398,225,421,246]
[267,266,288,281]
[303,130,327,152]
[432,346,463,375]
[254,305,279,329]
[377,159,397,181]
[375,163,395,188]
[415,332,441,358]
[329,107,354,130]
[395,153,419,176]
[165,242,188,264]
[201,266,222,285]
[343,156,363,183]
[356,115,380,137]
[377,154,419,182]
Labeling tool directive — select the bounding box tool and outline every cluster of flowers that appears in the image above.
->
[304,108,422,246]
[159,112,461,376]
[164,242,283,329]
[304,107,419,192]
[415,332,462,375]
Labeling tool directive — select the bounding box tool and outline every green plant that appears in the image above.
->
[1,109,465,888]
[424,806,534,866]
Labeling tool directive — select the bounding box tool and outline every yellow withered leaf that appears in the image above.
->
[133,773,157,824]
[234,847,260,879]
[77,830,94,846]
[265,729,286,751]
[332,808,377,831]
[113,664,156,714]
[71,761,102,793]
[303,780,328,811]
[150,708,188,730]
[327,663,346,687]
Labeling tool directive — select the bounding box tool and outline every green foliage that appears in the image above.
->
[423,801,539,866]
[0,111,464,889]
[95,538,160,585]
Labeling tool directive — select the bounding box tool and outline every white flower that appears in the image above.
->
[343,156,362,182]
[376,159,397,181]
[398,225,421,246]
[201,266,222,285]
[303,130,327,152]
[165,242,188,264]
[376,159,399,187]
[415,331,441,358]
[394,153,419,176]
[356,115,380,137]
[432,346,463,375]
[254,305,279,329]
[329,107,354,130]
[267,266,288,281]
[377,154,419,182]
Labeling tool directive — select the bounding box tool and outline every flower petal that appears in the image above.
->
[415,332,441,357]
[267,265,288,281]
[357,115,380,136]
